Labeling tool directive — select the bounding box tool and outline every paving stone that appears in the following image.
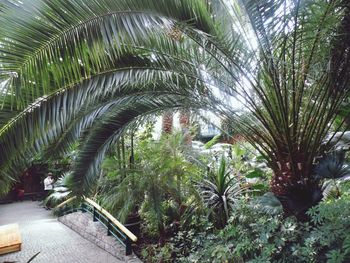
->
[0,201,125,263]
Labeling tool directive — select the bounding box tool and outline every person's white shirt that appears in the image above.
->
[44,176,54,190]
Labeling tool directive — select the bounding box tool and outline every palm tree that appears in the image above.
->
[0,0,349,217]
[162,110,174,134]
[179,109,192,145]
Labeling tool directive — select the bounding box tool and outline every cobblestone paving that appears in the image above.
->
[0,201,123,263]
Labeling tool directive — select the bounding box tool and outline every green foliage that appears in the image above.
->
[136,121,156,142]
[101,156,120,178]
[253,192,283,215]
[228,143,271,195]
[98,171,142,223]
[0,0,349,220]
[196,156,246,227]
[314,151,350,200]
[204,134,221,149]
[46,173,74,209]
[315,151,350,181]
[98,137,271,261]
[172,197,298,262]
[306,196,350,262]
[180,195,350,263]
[98,132,201,233]
[141,243,173,263]
[0,2,349,261]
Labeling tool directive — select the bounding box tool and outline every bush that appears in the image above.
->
[305,195,350,263]
[178,195,350,263]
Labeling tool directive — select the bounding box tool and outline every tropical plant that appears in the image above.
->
[305,195,350,263]
[197,156,246,227]
[98,132,200,235]
[315,151,350,181]
[98,168,142,223]
[315,150,350,199]
[0,0,350,218]
[43,172,77,211]
[178,194,350,263]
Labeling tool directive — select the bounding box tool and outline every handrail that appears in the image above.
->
[55,196,137,242]
[84,198,137,242]
[56,196,77,208]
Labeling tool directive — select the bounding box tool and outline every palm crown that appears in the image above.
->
[0,0,349,215]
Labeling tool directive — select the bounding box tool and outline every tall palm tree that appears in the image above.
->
[179,109,192,145]
[0,0,349,217]
[162,110,174,134]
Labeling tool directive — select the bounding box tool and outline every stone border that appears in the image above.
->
[58,212,141,263]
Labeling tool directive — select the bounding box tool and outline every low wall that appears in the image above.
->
[58,211,141,263]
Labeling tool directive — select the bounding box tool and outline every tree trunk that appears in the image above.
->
[179,110,192,145]
[270,153,323,220]
[162,110,173,134]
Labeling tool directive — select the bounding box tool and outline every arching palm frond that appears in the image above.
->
[0,22,221,194]
[0,0,350,217]
[0,74,208,194]
[69,92,205,195]
[0,0,225,108]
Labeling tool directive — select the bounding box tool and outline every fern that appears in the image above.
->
[326,249,345,263]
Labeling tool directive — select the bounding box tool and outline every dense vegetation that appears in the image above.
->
[95,130,350,262]
[49,127,350,262]
[1,0,350,261]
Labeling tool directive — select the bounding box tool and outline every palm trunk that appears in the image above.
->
[270,151,323,219]
[162,110,173,134]
[179,110,192,145]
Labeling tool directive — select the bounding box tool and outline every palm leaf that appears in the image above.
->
[70,93,204,195]
[1,0,350,217]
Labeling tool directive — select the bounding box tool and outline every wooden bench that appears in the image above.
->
[0,223,22,255]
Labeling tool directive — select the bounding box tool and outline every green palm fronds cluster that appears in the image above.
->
[0,0,349,215]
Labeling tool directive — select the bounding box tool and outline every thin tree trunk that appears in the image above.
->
[116,141,122,171]
[121,136,126,174]
[129,132,134,168]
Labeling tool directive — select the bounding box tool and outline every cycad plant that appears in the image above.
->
[315,151,350,199]
[0,0,350,218]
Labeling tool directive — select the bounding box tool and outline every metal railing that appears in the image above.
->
[56,197,137,255]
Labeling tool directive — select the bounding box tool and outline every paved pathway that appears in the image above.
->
[0,201,123,263]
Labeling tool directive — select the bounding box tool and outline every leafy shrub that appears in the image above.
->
[305,196,350,262]
[141,243,173,263]
[178,195,350,263]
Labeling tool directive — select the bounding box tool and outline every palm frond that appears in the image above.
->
[1,0,350,217]
[0,0,223,108]
[70,93,204,195]
[0,69,208,194]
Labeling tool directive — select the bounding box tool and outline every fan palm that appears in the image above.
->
[315,150,350,199]
[0,0,350,217]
